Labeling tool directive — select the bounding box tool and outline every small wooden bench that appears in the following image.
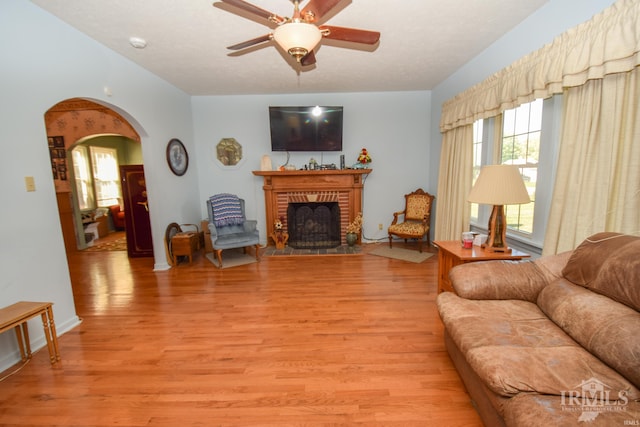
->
[0,301,60,365]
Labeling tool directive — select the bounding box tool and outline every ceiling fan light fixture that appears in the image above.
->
[273,22,322,62]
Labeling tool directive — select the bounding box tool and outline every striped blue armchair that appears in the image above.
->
[206,194,260,268]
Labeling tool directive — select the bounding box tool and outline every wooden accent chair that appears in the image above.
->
[387,189,435,252]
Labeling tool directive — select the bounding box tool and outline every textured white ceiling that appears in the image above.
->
[30,0,548,95]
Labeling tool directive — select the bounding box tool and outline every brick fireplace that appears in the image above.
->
[253,169,371,246]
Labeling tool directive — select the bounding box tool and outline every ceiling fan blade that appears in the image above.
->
[300,0,342,23]
[300,50,316,66]
[227,34,272,50]
[320,25,380,45]
[219,0,285,24]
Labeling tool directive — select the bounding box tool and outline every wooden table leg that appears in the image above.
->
[46,306,60,362]
[22,322,32,358]
[13,325,27,361]
[40,312,56,364]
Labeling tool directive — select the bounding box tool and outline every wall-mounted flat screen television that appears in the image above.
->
[269,106,343,152]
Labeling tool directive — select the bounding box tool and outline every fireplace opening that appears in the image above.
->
[287,202,340,249]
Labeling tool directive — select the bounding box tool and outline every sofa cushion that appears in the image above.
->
[216,223,249,236]
[538,278,640,390]
[437,293,569,353]
[588,240,640,311]
[562,232,639,286]
[437,292,639,398]
[504,393,640,427]
[466,345,638,399]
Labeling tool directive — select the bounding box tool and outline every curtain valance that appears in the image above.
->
[440,0,640,132]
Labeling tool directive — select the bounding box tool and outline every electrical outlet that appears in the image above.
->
[378,223,383,230]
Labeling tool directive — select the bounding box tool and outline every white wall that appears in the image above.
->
[0,0,198,370]
[192,91,431,243]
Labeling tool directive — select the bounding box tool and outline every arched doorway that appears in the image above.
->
[44,98,152,257]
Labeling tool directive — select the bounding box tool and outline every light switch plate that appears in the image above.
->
[25,176,36,192]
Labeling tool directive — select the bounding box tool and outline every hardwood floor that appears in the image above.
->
[0,243,483,426]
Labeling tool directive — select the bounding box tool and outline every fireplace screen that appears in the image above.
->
[287,202,340,249]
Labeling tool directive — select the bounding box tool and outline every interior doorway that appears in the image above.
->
[44,98,150,257]
[70,135,151,253]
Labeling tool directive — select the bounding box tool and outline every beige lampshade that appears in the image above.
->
[468,165,531,205]
[273,22,322,61]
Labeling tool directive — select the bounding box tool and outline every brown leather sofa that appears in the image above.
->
[437,232,640,426]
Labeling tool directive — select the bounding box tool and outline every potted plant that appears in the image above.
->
[346,212,363,246]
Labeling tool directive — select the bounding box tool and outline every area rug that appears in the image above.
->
[369,246,434,263]
[84,236,127,252]
[205,249,257,269]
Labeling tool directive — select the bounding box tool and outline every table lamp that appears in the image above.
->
[468,165,531,253]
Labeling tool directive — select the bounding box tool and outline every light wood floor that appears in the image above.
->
[0,242,483,426]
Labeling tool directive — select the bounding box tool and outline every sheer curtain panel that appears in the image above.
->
[543,67,640,254]
[434,125,473,241]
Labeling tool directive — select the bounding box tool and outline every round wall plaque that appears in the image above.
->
[166,138,188,176]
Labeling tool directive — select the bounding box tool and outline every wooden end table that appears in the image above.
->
[171,232,200,265]
[0,301,60,365]
[434,240,530,294]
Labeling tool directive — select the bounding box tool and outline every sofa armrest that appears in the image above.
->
[449,251,571,302]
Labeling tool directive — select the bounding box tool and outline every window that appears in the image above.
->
[500,99,542,235]
[470,96,562,250]
[72,146,94,210]
[72,145,122,211]
[90,146,121,207]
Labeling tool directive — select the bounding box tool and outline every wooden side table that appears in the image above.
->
[171,232,200,265]
[434,240,530,294]
[0,301,60,365]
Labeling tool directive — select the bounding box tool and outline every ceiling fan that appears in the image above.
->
[216,0,380,66]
